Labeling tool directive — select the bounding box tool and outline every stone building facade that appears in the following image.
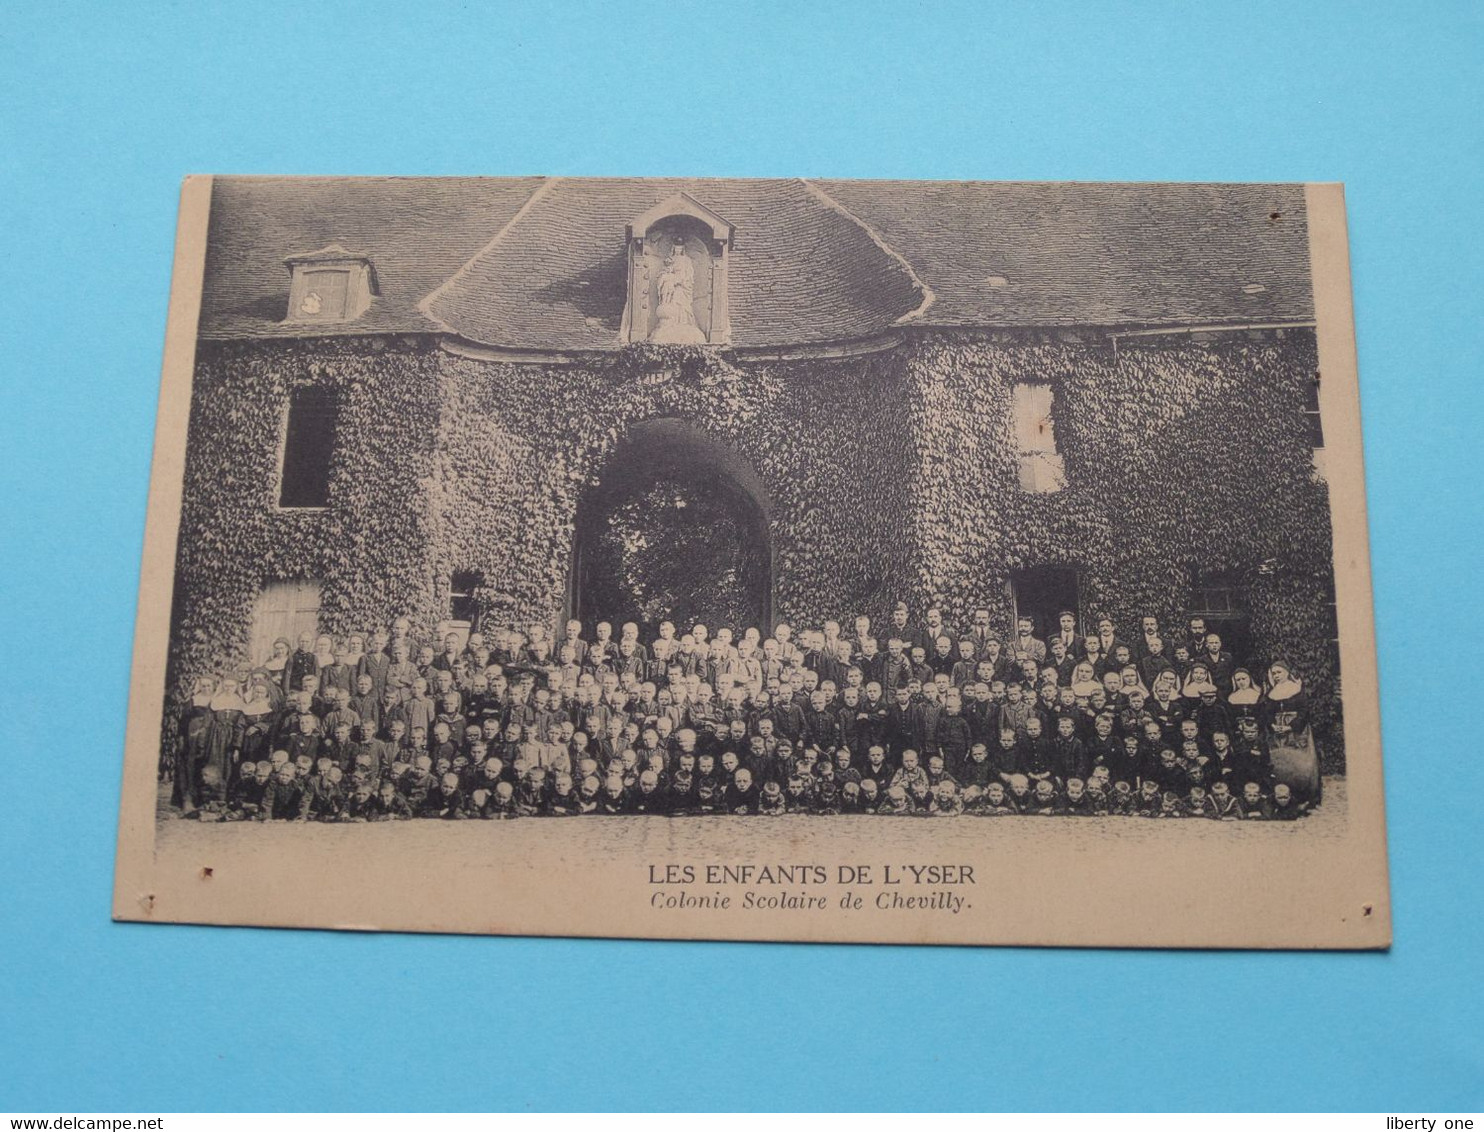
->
[171,177,1340,757]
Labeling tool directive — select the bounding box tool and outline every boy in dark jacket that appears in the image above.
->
[283,713,321,768]
[1185,784,1216,819]
[515,768,547,816]
[1208,780,1242,820]
[1270,783,1307,820]
[597,774,628,815]
[628,769,668,814]
[287,632,318,693]
[1006,773,1034,813]
[1158,791,1188,819]
[305,757,344,820]
[782,775,812,814]
[1134,780,1163,818]
[930,781,963,815]
[1050,715,1088,784]
[260,764,310,820]
[726,768,759,814]
[342,782,378,821]
[545,772,582,815]
[484,780,520,818]
[1027,779,1063,816]
[228,761,268,819]
[1239,781,1272,820]
[1232,718,1273,790]
[758,780,788,815]
[933,690,973,776]
[323,720,358,774]
[401,755,436,813]
[1084,777,1112,816]
[425,772,466,819]
[981,780,1018,815]
[1062,777,1092,815]
[575,776,602,814]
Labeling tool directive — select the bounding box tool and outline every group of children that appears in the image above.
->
[167,603,1322,824]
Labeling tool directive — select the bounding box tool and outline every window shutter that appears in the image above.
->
[1013,383,1066,493]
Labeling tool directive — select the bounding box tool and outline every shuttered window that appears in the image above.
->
[1012,382,1067,493]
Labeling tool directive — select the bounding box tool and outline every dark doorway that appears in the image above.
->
[1010,567,1081,642]
[570,420,773,638]
[1187,569,1256,670]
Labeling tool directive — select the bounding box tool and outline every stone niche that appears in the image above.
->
[622,193,733,346]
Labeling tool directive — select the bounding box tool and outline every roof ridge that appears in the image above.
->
[418,177,561,331]
[800,178,935,324]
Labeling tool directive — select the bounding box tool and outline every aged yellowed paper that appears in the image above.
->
[113,178,1388,948]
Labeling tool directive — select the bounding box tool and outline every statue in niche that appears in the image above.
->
[648,238,707,345]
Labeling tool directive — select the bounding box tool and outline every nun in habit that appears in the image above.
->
[312,634,336,675]
[261,636,292,693]
[1262,661,1321,804]
[1227,668,1264,725]
[201,673,249,791]
[238,671,280,765]
[172,675,217,813]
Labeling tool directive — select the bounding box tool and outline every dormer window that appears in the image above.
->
[622,194,733,346]
[283,244,377,324]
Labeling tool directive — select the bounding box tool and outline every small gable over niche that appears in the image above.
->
[622,193,733,346]
[283,243,378,324]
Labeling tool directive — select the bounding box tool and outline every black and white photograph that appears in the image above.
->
[113,176,1389,948]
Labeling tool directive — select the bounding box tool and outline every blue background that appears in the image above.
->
[2,0,1480,1112]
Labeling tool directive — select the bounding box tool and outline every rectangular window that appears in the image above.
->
[1305,373,1325,448]
[1306,372,1327,482]
[278,387,336,508]
[1012,382,1067,493]
[450,570,483,627]
[1190,575,1239,616]
[1188,569,1254,665]
[1322,572,1340,677]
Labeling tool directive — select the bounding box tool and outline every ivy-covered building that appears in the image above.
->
[176,177,1339,755]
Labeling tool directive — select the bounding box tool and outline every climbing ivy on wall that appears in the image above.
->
[170,337,444,696]
[432,342,923,635]
[896,328,1336,760]
[169,326,1340,765]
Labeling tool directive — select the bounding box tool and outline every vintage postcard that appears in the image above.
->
[113,176,1389,948]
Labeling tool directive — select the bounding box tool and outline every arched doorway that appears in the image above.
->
[569,419,773,638]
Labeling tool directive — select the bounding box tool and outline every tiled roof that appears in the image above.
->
[197,177,1313,347]
[817,179,1313,329]
[421,177,926,350]
[199,177,544,339]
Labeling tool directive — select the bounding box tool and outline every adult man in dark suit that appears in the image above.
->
[1011,616,1046,663]
[1047,609,1080,658]
[966,607,996,661]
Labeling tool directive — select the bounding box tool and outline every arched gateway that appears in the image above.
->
[568,419,774,638]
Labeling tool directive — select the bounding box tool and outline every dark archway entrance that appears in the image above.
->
[569,419,773,638]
